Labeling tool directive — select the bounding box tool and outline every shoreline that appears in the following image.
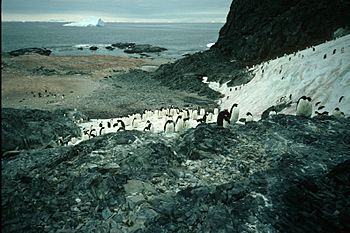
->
[1,53,218,118]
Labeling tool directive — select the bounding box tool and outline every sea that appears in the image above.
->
[1,22,223,59]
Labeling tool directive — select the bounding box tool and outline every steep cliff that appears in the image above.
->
[154,0,350,90]
[214,0,350,65]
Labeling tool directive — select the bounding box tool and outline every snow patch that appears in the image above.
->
[204,35,350,120]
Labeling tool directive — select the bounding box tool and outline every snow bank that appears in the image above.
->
[63,16,105,27]
[205,34,350,120]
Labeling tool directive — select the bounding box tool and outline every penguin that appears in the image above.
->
[164,119,176,133]
[333,49,336,55]
[99,121,103,127]
[296,96,312,117]
[143,120,152,131]
[332,107,343,117]
[289,94,292,100]
[82,128,90,141]
[321,111,329,116]
[175,115,185,132]
[318,106,325,110]
[68,137,78,146]
[197,113,208,124]
[269,107,277,116]
[339,96,344,103]
[213,108,219,115]
[323,54,327,59]
[107,121,111,128]
[199,108,206,117]
[132,117,139,128]
[207,112,213,122]
[99,127,105,136]
[183,117,190,130]
[89,128,97,138]
[191,110,198,120]
[229,103,239,124]
[246,112,253,122]
[57,137,64,146]
[312,47,315,51]
[117,120,126,129]
[315,101,321,106]
[217,109,230,127]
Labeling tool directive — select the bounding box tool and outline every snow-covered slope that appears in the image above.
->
[63,16,104,27]
[206,34,350,121]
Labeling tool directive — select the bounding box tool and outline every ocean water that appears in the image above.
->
[1,22,223,58]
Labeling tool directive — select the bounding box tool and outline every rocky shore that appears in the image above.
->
[2,114,350,232]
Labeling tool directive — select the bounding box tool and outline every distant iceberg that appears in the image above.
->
[63,17,105,27]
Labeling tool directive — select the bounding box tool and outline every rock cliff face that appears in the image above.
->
[214,0,350,65]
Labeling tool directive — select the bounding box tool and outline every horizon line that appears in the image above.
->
[2,20,225,24]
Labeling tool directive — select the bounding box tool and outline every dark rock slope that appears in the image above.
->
[2,115,349,232]
[1,108,82,152]
[214,0,350,65]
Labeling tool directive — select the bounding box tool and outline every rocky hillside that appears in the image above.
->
[1,108,82,153]
[2,115,350,232]
[214,0,350,65]
[154,0,350,92]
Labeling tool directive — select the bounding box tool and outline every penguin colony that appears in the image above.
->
[63,36,348,146]
[63,93,346,147]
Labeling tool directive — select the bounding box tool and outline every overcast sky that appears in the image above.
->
[2,0,232,23]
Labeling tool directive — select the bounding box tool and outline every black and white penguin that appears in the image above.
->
[229,103,239,124]
[246,112,253,122]
[117,120,126,129]
[323,54,327,59]
[269,107,277,117]
[315,101,321,107]
[318,106,325,110]
[333,49,336,55]
[339,96,344,103]
[183,117,190,130]
[191,109,199,120]
[57,137,64,146]
[99,121,103,127]
[132,117,139,128]
[89,128,97,138]
[175,115,185,132]
[332,107,343,117]
[296,96,312,117]
[107,121,111,128]
[197,113,208,124]
[99,127,105,136]
[164,119,176,133]
[143,120,152,131]
[217,109,230,127]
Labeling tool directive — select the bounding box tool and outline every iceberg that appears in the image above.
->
[63,16,105,27]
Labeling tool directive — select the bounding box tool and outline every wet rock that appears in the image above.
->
[124,44,167,54]
[9,47,52,56]
[89,46,98,51]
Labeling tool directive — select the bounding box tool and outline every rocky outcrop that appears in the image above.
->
[1,108,81,152]
[213,0,350,65]
[2,115,350,232]
[111,42,167,54]
[8,48,52,56]
[153,50,250,98]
